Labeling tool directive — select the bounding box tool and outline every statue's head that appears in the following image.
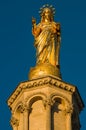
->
[42,8,51,17]
[39,4,55,22]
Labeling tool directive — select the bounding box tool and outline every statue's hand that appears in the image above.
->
[32,17,36,27]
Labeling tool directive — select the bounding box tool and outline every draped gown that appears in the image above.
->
[34,22,60,66]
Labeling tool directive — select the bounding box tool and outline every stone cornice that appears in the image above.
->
[7,75,84,111]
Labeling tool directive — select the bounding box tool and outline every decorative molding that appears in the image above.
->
[7,76,84,112]
[24,92,47,109]
[51,93,71,105]
[10,116,19,127]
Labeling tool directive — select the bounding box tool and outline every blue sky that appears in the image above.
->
[0,0,86,130]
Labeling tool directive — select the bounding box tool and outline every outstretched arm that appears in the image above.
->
[32,17,41,38]
[32,17,36,28]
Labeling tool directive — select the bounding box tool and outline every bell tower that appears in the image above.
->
[7,4,84,130]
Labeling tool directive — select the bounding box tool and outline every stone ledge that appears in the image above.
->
[7,75,84,111]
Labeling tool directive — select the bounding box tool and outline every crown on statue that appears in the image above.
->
[39,4,55,16]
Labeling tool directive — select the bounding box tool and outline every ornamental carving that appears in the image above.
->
[8,76,76,108]
[10,116,19,127]
[18,103,29,113]
[43,98,54,107]
[64,104,73,115]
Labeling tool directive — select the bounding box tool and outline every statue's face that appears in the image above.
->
[44,8,51,16]
[42,8,52,21]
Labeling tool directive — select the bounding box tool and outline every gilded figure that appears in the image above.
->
[32,5,61,67]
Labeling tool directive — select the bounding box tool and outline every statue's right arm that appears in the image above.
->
[32,24,41,38]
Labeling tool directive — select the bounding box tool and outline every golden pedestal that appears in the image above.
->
[29,63,61,80]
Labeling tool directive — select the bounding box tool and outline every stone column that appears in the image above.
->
[23,105,29,130]
[10,116,19,130]
[65,104,73,130]
[66,113,72,130]
[43,99,53,130]
[46,103,51,130]
[18,103,29,130]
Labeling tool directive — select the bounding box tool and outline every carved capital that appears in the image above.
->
[64,104,73,115]
[10,116,19,127]
[43,98,54,107]
[18,104,29,113]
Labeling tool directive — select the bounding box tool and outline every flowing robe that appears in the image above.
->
[34,22,60,66]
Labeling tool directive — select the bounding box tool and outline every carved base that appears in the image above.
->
[29,63,61,80]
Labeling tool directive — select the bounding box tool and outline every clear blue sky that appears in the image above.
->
[0,0,86,130]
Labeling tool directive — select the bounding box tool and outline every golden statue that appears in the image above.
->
[29,5,61,80]
[32,5,61,66]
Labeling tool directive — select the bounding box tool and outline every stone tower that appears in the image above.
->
[7,5,84,130]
